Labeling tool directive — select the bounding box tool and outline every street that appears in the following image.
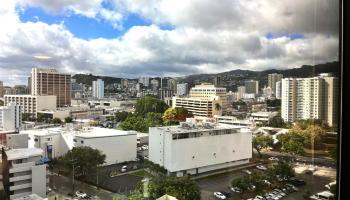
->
[48,173,126,200]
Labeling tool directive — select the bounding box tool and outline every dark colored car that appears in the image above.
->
[289,178,306,186]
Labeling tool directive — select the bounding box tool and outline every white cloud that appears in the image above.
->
[0,0,339,86]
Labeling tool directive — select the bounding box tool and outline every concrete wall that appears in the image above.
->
[75,134,137,165]
[149,127,252,174]
[6,134,28,149]
[31,164,47,198]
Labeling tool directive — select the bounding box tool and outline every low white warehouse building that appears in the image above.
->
[149,118,252,177]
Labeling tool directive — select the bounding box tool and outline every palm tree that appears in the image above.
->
[215,103,222,111]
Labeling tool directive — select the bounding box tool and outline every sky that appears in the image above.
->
[0,0,339,86]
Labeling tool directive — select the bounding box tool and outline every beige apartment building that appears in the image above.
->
[172,83,227,117]
[4,95,56,118]
[281,74,339,127]
[31,68,71,107]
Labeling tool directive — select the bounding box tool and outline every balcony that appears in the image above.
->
[9,183,32,191]
[9,174,32,182]
[9,162,35,173]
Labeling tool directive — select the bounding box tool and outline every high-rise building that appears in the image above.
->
[245,80,259,94]
[31,68,71,107]
[92,79,104,99]
[176,83,188,96]
[14,85,27,95]
[0,103,21,132]
[167,79,177,92]
[158,88,174,100]
[281,74,339,126]
[237,86,246,99]
[138,77,149,87]
[268,73,283,94]
[27,77,31,94]
[151,79,159,91]
[213,76,221,87]
[121,79,128,89]
[0,81,4,97]
[1,148,48,199]
[275,81,282,99]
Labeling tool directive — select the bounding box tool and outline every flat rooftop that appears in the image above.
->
[155,122,246,134]
[74,127,136,138]
[5,148,43,160]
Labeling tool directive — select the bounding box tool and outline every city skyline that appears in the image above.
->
[0,0,339,86]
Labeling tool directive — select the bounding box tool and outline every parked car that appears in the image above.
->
[256,165,267,170]
[269,157,279,161]
[229,186,242,193]
[243,169,252,175]
[221,191,231,198]
[286,183,299,191]
[289,178,306,186]
[325,181,336,190]
[75,191,88,199]
[262,179,272,186]
[120,165,128,172]
[254,195,264,200]
[141,145,149,150]
[213,192,227,199]
[310,191,335,200]
[248,184,256,191]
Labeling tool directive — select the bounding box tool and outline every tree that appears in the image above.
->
[0,100,3,106]
[63,146,106,177]
[282,140,305,156]
[120,112,164,133]
[268,115,287,128]
[22,113,35,122]
[64,117,73,123]
[272,161,295,178]
[52,118,63,124]
[214,103,221,111]
[114,111,130,122]
[135,96,169,116]
[277,128,307,156]
[266,99,281,107]
[163,107,193,125]
[129,176,200,200]
[253,134,273,158]
[329,147,337,160]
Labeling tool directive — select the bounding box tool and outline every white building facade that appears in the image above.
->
[281,74,339,126]
[0,103,21,132]
[149,120,252,177]
[73,127,137,165]
[1,148,47,200]
[4,95,56,118]
[92,79,104,99]
[176,83,188,96]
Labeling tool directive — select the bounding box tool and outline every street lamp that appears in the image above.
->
[71,158,77,193]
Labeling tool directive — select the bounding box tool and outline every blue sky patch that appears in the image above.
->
[19,7,175,40]
[266,32,304,40]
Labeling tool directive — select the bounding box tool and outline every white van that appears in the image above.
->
[325,181,336,190]
[310,191,334,200]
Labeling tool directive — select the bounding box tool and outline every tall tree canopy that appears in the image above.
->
[163,107,193,125]
[135,96,169,116]
[128,176,200,200]
[63,146,106,176]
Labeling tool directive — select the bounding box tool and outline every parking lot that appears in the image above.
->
[196,163,336,200]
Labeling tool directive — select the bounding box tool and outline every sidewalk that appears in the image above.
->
[192,161,262,180]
